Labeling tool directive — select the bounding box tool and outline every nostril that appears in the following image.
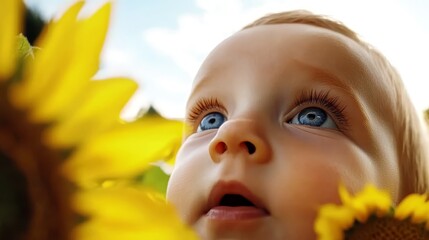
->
[243,141,256,154]
[215,142,227,154]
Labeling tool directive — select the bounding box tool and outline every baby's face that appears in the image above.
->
[167,24,400,239]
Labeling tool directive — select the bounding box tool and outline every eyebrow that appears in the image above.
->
[293,58,355,97]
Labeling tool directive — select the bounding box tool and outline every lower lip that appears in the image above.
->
[206,206,269,220]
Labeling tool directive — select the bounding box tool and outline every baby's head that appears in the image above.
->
[166,10,429,239]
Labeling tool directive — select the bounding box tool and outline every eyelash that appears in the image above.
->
[186,90,348,131]
[187,97,226,124]
[292,89,349,130]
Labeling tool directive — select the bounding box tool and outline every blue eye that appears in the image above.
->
[289,107,337,129]
[198,112,226,132]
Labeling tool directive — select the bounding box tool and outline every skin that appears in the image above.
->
[167,24,401,239]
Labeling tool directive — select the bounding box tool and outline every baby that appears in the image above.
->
[166,10,429,239]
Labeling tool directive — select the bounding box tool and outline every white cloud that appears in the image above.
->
[102,47,135,68]
[142,7,242,78]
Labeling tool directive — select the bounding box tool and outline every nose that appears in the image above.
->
[208,119,272,163]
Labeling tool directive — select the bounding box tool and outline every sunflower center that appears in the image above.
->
[0,151,31,239]
[346,216,429,240]
[0,83,71,239]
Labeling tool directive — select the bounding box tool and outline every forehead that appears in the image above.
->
[193,24,381,93]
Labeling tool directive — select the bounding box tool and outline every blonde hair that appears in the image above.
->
[243,10,429,195]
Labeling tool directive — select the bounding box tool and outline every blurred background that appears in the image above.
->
[24,0,429,120]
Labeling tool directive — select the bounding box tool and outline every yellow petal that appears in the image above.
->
[317,184,396,239]
[395,193,427,220]
[0,0,22,79]
[62,117,183,185]
[342,184,392,222]
[319,204,355,230]
[73,187,172,224]
[314,216,343,240]
[349,200,369,223]
[339,184,369,222]
[30,2,112,121]
[314,220,342,240]
[73,220,198,240]
[314,204,354,240]
[411,201,429,224]
[71,187,198,240]
[44,77,138,148]
[10,1,84,107]
[357,185,391,216]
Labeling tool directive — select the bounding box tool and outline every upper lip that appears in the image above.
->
[205,180,268,213]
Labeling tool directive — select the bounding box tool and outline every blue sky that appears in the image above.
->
[24,0,429,120]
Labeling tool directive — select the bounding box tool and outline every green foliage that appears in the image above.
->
[17,34,34,60]
[135,165,170,195]
[13,34,38,82]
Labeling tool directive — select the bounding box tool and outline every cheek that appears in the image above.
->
[266,136,378,233]
[166,135,214,224]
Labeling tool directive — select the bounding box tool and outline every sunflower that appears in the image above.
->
[315,184,429,240]
[0,0,196,239]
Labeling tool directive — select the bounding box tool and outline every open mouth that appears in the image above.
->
[205,181,269,220]
[219,194,256,207]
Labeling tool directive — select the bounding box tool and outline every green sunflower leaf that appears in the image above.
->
[16,33,34,60]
